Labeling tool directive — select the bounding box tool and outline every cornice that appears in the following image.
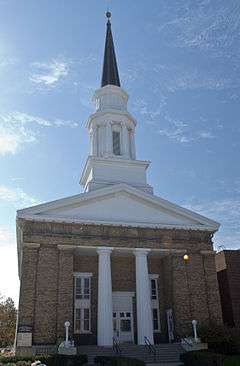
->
[17,214,217,232]
[86,110,137,129]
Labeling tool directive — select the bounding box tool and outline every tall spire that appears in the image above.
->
[101,11,121,88]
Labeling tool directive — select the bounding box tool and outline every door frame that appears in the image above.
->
[112,292,135,344]
[113,311,134,343]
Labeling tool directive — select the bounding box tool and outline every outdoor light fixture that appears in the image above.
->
[183,254,189,262]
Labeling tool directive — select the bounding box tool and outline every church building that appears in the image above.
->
[16,13,223,355]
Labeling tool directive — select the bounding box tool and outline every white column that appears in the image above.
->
[121,123,129,157]
[134,248,154,345]
[97,246,113,346]
[130,130,136,159]
[91,126,98,156]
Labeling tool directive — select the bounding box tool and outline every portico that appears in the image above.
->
[73,246,159,346]
[67,244,189,346]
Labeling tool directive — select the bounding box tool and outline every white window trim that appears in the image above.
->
[74,307,92,334]
[74,273,92,334]
[149,274,161,333]
[74,272,93,278]
[152,307,161,332]
[150,275,159,302]
[149,274,159,279]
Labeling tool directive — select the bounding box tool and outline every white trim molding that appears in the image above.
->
[74,272,93,278]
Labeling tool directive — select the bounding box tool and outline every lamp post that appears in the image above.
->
[64,321,70,348]
[192,319,199,343]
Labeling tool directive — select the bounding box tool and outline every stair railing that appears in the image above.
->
[181,336,194,347]
[144,336,156,362]
[112,337,122,356]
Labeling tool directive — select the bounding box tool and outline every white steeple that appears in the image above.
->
[80,13,153,194]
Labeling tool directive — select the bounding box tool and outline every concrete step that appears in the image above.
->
[146,364,183,366]
[77,343,185,364]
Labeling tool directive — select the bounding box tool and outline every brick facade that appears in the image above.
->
[216,250,240,327]
[16,219,223,354]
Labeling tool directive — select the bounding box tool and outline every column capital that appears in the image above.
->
[133,248,151,257]
[97,246,114,255]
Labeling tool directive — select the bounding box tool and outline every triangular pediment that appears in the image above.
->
[17,184,220,231]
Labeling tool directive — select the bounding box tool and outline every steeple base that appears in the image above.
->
[80,156,153,194]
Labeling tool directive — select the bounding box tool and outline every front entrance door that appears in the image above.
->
[113,311,133,343]
[112,292,135,343]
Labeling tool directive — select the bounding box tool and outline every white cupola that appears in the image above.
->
[80,12,153,194]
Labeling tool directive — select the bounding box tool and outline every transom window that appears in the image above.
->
[112,131,121,155]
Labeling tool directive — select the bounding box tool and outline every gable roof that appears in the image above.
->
[17,183,220,232]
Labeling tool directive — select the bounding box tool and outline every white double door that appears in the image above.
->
[112,292,134,343]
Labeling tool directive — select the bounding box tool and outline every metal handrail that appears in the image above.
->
[112,337,122,356]
[144,336,156,362]
[181,336,194,347]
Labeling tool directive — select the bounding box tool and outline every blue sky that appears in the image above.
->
[0,0,239,303]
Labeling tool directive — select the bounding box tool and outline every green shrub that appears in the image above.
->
[50,354,88,366]
[0,357,34,364]
[224,355,240,366]
[198,323,240,355]
[0,354,88,366]
[94,356,145,366]
[180,351,224,366]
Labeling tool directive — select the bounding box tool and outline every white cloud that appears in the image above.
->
[155,112,217,144]
[157,1,240,55]
[0,124,36,155]
[0,246,19,304]
[30,59,69,87]
[157,127,192,143]
[150,2,240,93]
[0,111,78,155]
[157,126,216,143]
[166,71,232,92]
[182,197,240,249]
[131,97,166,126]
[0,226,19,304]
[0,56,17,68]
[0,185,41,208]
[199,131,215,139]
[0,225,15,246]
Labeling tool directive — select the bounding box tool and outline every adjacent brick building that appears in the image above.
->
[216,250,240,327]
[15,13,223,356]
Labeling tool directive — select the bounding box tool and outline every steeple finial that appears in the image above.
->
[101,11,121,87]
[106,10,111,20]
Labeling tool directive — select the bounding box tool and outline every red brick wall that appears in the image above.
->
[216,250,240,327]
